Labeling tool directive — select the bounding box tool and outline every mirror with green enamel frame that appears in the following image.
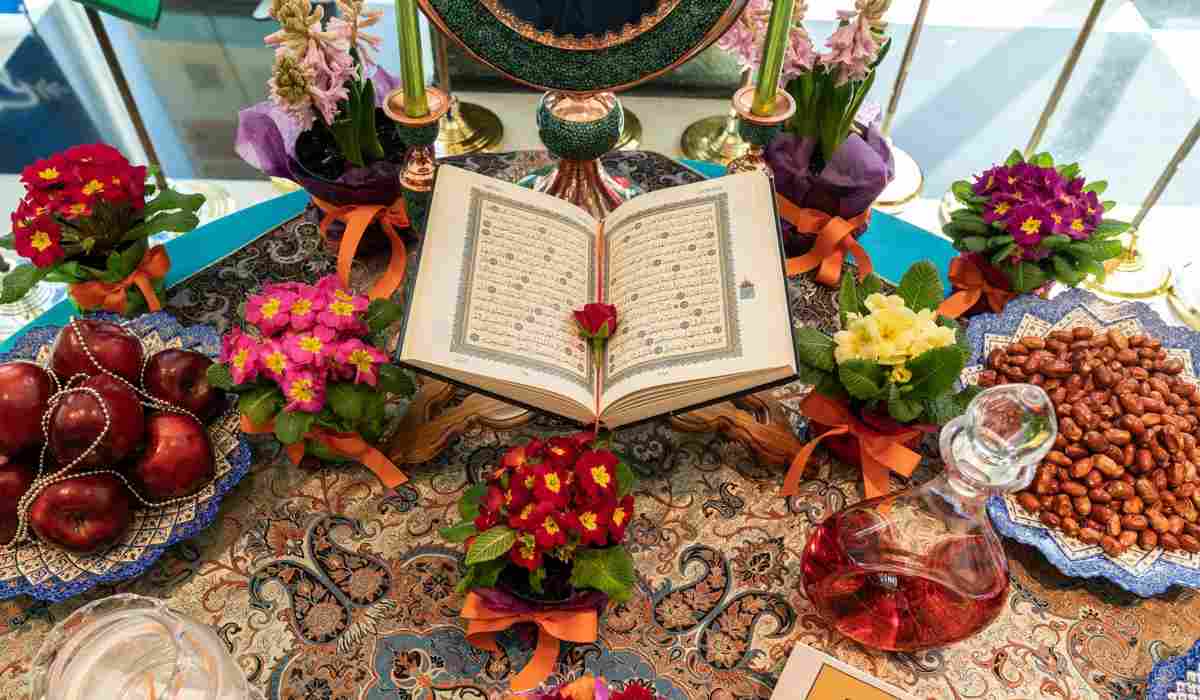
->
[417,0,748,215]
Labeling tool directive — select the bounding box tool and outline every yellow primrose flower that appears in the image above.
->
[891,365,912,383]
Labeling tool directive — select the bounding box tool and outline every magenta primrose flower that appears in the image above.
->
[1007,204,1051,247]
[282,369,326,413]
[286,287,327,332]
[246,290,295,337]
[259,339,292,382]
[283,325,336,367]
[335,338,387,386]
[221,329,260,385]
[318,295,368,333]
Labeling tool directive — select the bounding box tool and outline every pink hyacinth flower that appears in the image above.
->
[335,338,387,386]
[246,290,296,337]
[259,339,292,382]
[820,10,879,86]
[283,325,337,367]
[286,287,328,332]
[282,369,326,413]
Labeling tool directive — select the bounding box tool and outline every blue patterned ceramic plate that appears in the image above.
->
[964,288,1200,597]
[0,312,252,603]
[1148,639,1200,700]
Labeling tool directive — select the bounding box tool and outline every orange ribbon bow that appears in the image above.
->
[240,414,408,488]
[462,592,599,692]
[782,393,922,500]
[937,255,1017,319]
[69,244,170,314]
[778,194,873,287]
[312,195,411,301]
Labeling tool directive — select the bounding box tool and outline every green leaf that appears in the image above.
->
[1057,162,1081,180]
[206,363,237,391]
[465,526,517,565]
[121,210,201,243]
[357,78,385,162]
[1041,235,1071,250]
[43,261,96,284]
[365,298,405,333]
[1093,220,1130,238]
[0,234,13,249]
[439,521,477,543]
[860,274,882,298]
[569,546,637,603]
[951,180,974,204]
[141,181,206,220]
[795,363,833,387]
[0,264,49,305]
[529,566,546,595]
[896,261,944,312]
[1006,261,1050,294]
[615,460,636,498]
[814,370,849,400]
[795,327,836,372]
[1083,180,1108,195]
[838,359,886,400]
[274,409,316,445]
[837,271,858,327]
[456,557,507,594]
[990,243,1018,266]
[887,397,923,423]
[1102,200,1116,212]
[987,234,1014,250]
[1005,149,1025,166]
[924,385,983,425]
[460,483,487,520]
[103,239,148,282]
[905,346,967,400]
[327,382,367,422]
[238,386,282,426]
[1051,255,1084,285]
[377,364,415,397]
[962,236,988,253]
[1032,152,1054,168]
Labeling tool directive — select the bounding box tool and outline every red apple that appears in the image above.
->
[50,319,144,385]
[131,413,214,501]
[0,361,55,456]
[28,473,131,553]
[143,350,224,422]
[49,374,144,469]
[0,455,35,545]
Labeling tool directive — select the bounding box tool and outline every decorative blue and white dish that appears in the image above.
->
[964,287,1200,597]
[0,312,252,603]
[1147,638,1200,700]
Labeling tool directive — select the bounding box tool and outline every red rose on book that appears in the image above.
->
[573,303,618,339]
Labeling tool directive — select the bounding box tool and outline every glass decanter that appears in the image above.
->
[800,384,1056,651]
[29,594,265,700]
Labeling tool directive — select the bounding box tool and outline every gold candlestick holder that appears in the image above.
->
[727,86,795,175]
[431,29,503,157]
[616,108,643,150]
[680,69,753,165]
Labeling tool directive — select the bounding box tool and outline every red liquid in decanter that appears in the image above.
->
[801,508,1009,652]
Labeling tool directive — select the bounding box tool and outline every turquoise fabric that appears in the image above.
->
[2,161,957,351]
[0,190,309,353]
[680,158,956,289]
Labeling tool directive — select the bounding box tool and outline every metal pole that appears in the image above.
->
[85,7,166,190]
[1025,0,1104,157]
[1131,117,1200,231]
[881,0,930,136]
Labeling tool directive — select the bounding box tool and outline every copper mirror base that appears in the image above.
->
[518,158,641,218]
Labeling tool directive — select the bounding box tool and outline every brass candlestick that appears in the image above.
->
[432,29,503,156]
[680,69,753,165]
[616,108,643,150]
[1091,116,1199,301]
[875,0,930,212]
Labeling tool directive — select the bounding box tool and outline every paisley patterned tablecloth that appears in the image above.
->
[0,151,1194,700]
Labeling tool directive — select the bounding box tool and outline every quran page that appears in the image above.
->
[597,173,796,425]
[399,166,600,421]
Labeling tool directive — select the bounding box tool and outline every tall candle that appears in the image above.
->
[395,0,429,117]
[751,0,797,117]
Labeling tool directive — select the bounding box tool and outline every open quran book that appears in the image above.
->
[398,165,799,429]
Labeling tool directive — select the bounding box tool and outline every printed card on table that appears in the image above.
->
[773,644,916,700]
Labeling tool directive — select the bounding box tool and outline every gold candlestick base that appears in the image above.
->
[616,108,642,151]
[874,142,924,213]
[384,86,452,193]
[680,110,750,165]
[434,98,503,157]
[1084,232,1172,300]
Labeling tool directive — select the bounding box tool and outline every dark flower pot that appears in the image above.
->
[810,408,924,469]
[497,556,576,604]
